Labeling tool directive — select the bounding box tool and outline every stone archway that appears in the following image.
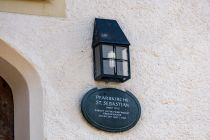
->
[0,39,44,140]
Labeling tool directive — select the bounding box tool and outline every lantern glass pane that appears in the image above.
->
[95,46,101,77]
[102,45,115,59]
[116,46,128,60]
[103,59,115,75]
[117,61,128,76]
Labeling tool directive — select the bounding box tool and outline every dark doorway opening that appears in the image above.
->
[0,77,14,140]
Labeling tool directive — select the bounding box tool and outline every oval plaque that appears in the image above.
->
[81,88,141,132]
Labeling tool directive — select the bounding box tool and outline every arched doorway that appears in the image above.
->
[0,39,43,140]
[0,77,14,140]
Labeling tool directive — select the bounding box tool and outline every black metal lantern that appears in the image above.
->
[92,18,131,82]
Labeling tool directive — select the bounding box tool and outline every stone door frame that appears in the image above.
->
[0,39,44,140]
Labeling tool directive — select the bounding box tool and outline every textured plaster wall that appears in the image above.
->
[0,0,210,140]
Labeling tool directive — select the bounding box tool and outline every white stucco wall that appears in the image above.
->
[0,0,209,140]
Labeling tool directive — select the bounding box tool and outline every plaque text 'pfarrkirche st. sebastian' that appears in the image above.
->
[81,88,141,132]
[95,95,130,120]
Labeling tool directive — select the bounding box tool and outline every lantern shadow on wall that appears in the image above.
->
[92,18,131,82]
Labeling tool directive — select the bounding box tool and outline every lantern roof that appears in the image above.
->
[92,18,130,47]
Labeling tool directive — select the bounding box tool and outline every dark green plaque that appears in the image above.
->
[81,88,141,132]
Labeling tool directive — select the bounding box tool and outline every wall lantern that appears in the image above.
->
[92,18,131,82]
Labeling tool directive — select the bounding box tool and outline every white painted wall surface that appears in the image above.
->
[0,0,209,139]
